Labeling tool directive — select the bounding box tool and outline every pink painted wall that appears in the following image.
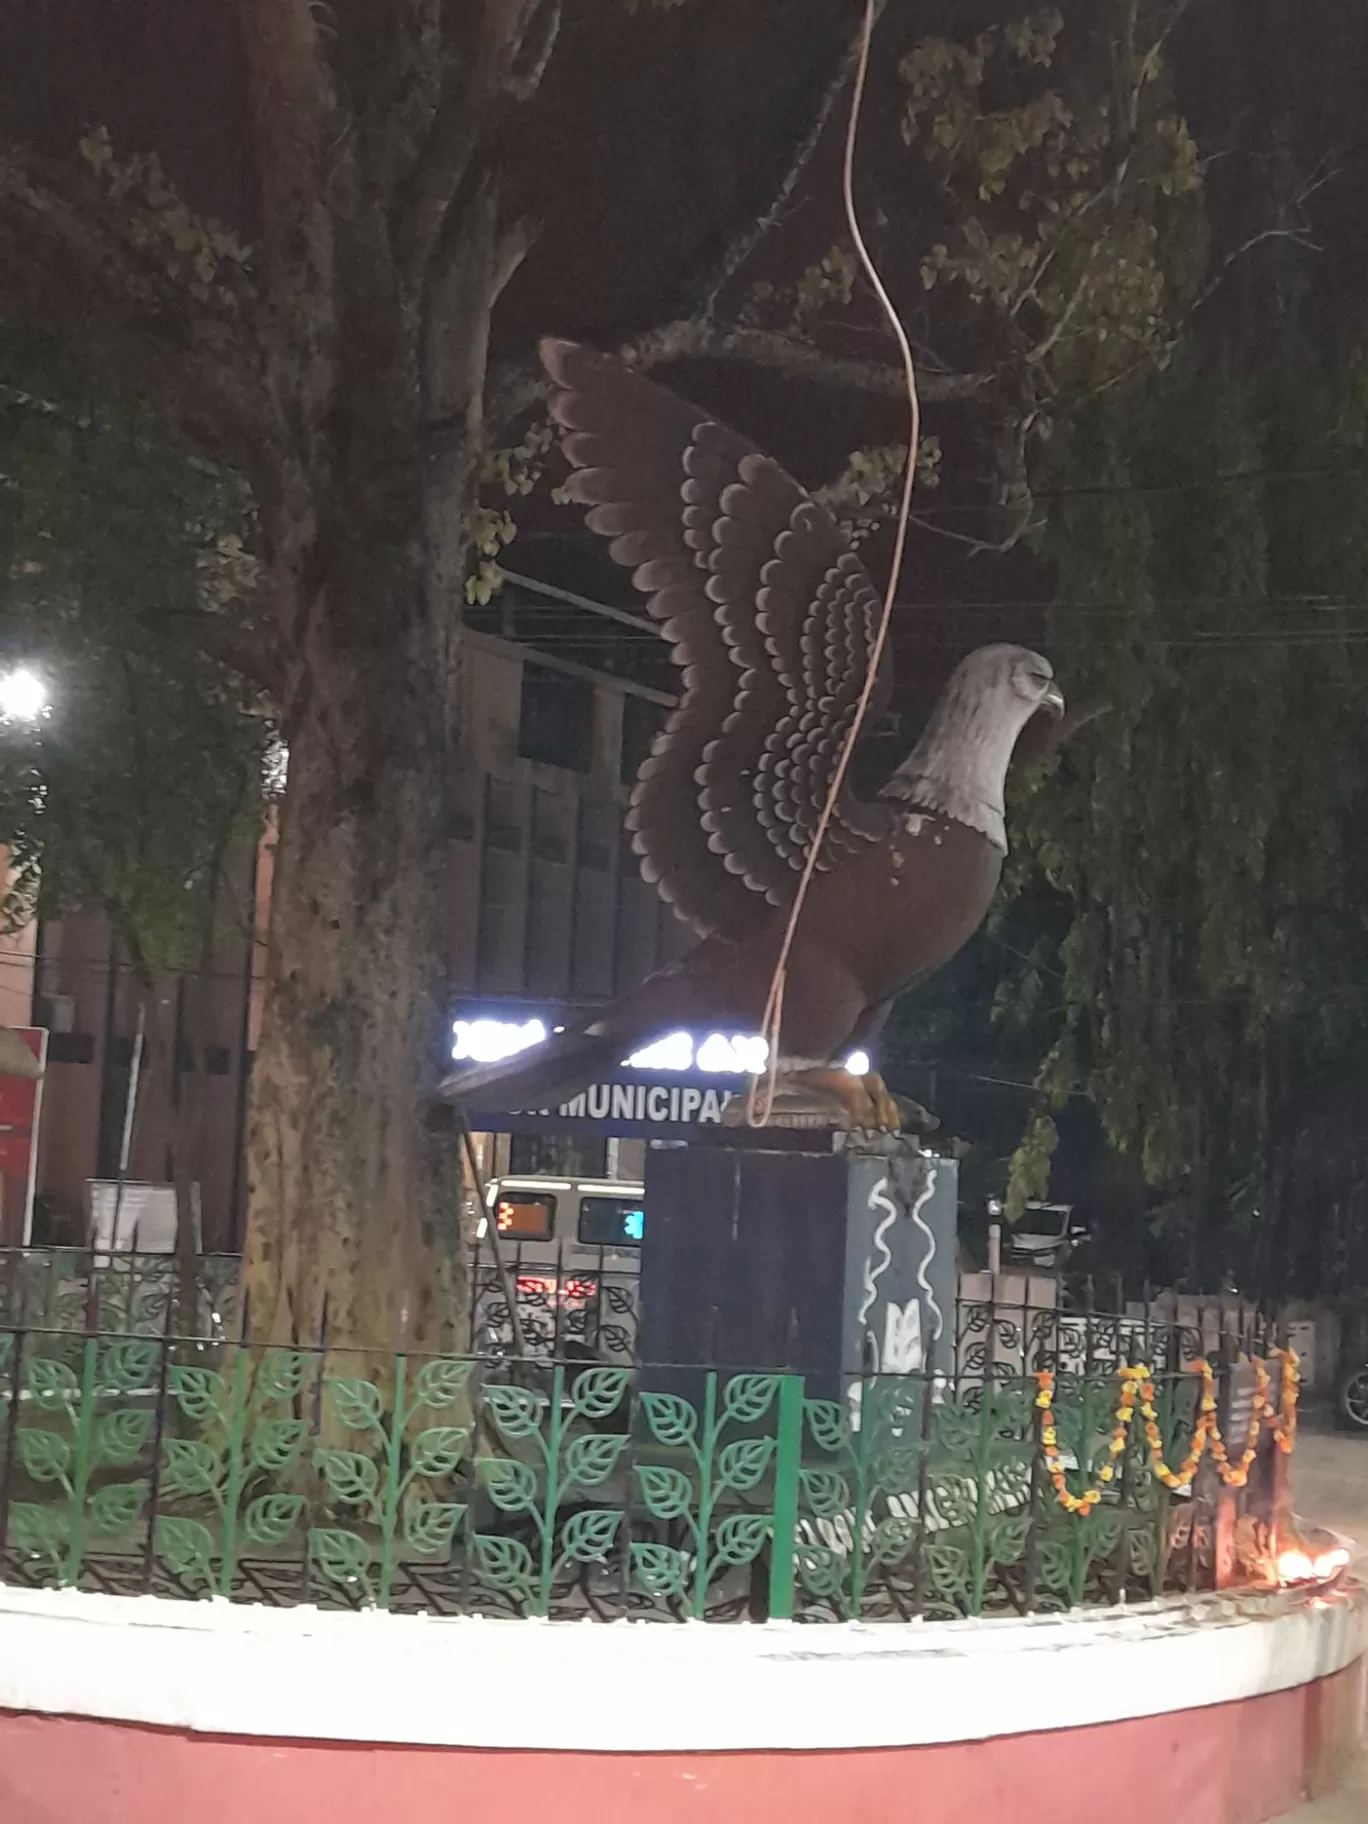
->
[1,1658,1362,1824]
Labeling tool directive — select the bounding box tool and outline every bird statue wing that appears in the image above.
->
[542,339,897,940]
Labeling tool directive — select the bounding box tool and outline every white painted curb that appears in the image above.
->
[0,1580,1363,1752]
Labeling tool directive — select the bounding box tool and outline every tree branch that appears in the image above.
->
[671,2,883,327]
[0,146,269,463]
[624,321,993,402]
[395,1,559,293]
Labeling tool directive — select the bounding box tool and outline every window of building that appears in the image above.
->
[620,693,667,787]
[518,663,594,773]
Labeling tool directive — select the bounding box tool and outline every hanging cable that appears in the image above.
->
[748,0,920,1125]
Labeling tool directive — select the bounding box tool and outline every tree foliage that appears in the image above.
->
[0,350,269,964]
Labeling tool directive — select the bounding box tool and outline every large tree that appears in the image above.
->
[0,0,875,1350]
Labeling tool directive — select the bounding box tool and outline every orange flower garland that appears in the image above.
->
[1269,1347,1300,1453]
[1206,1355,1269,1488]
[1035,1366,1144,1515]
[1137,1369,1209,1491]
[1036,1348,1300,1515]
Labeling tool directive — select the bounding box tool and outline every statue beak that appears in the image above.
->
[1040,681,1065,719]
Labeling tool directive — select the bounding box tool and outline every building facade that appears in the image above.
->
[11,629,688,1249]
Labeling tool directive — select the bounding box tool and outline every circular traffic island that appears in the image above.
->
[0,1577,1363,1824]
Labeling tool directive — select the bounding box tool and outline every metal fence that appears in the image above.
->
[0,1316,1292,1624]
[0,1249,1269,1382]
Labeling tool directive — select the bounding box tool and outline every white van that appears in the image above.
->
[471,1176,645,1361]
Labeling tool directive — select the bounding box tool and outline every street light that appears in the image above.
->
[0,666,51,726]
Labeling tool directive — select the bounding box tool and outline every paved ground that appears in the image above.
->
[1269,1417,1368,1821]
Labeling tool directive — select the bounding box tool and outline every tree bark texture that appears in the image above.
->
[233,4,522,1353]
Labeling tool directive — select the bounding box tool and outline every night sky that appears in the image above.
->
[3,0,1366,732]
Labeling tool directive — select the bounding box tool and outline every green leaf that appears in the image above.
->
[169,1364,225,1422]
[925,1541,971,1608]
[99,1339,159,1391]
[630,1541,691,1599]
[482,1384,547,1443]
[314,1449,380,1508]
[25,1356,78,1410]
[249,1417,309,1472]
[712,1512,772,1567]
[870,1514,916,1565]
[563,1432,628,1488]
[797,1542,847,1600]
[402,1499,466,1555]
[244,1493,306,1547]
[636,1463,693,1521]
[717,1436,775,1493]
[325,1377,384,1433]
[639,1391,697,1450]
[87,1479,148,1537]
[471,1533,535,1601]
[559,1507,622,1563]
[309,1527,372,1592]
[155,1516,216,1583]
[412,1358,473,1411]
[17,1427,72,1484]
[8,1501,68,1563]
[803,1399,848,1453]
[160,1437,220,1499]
[480,1455,538,1514]
[568,1367,631,1420]
[256,1350,307,1404]
[409,1425,471,1478]
[986,1513,1030,1567]
[94,1407,153,1468]
[799,1468,851,1519]
[722,1374,780,1424]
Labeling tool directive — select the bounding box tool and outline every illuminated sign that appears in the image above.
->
[516,1082,727,1125]
[452,1016,869,1078]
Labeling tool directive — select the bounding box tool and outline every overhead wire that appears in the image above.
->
[748,0,918,1127]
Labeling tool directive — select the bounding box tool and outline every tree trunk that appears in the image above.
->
[239,182,498,1353]
[240,685,467,1352]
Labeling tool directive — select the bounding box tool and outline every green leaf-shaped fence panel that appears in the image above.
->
[480,1456,538,1514]
[160,1438,221,1499]
[94,1408,153,1469]
[402,1500,466,1556]
[412,1358,473,1410]
[564,1432,628,1489]
[409,1426,471,1478]
[17,1427,72,1484]
[244,1493,306,1548]
[559,1507,622,1563]
[314,1449,380,1508]
[631,1541,690,1600]
[86,1480,149,1538]
[155,1516,216,1585]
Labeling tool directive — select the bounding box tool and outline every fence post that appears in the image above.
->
[767,1373,805,1622]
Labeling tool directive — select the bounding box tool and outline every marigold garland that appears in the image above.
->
[1036,1347,1300,1516]
[1137,1369,1209,1491]
[1269,1347,1300,1453]
[1034,1366,1144,1515]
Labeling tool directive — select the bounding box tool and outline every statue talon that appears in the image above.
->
[861,1072,904,1132]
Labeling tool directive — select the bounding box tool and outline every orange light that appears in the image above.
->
[1277,1546,1350,1585]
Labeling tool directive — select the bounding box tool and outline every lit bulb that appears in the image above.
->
[0,666,51,725]
[844,1049,871,1076]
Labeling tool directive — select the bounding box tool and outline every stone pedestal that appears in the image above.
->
[639,1134,958,1379]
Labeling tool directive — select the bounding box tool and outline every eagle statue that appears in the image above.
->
[440,340,1065,1131]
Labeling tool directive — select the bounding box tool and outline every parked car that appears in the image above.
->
[471,1175,645,1361]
